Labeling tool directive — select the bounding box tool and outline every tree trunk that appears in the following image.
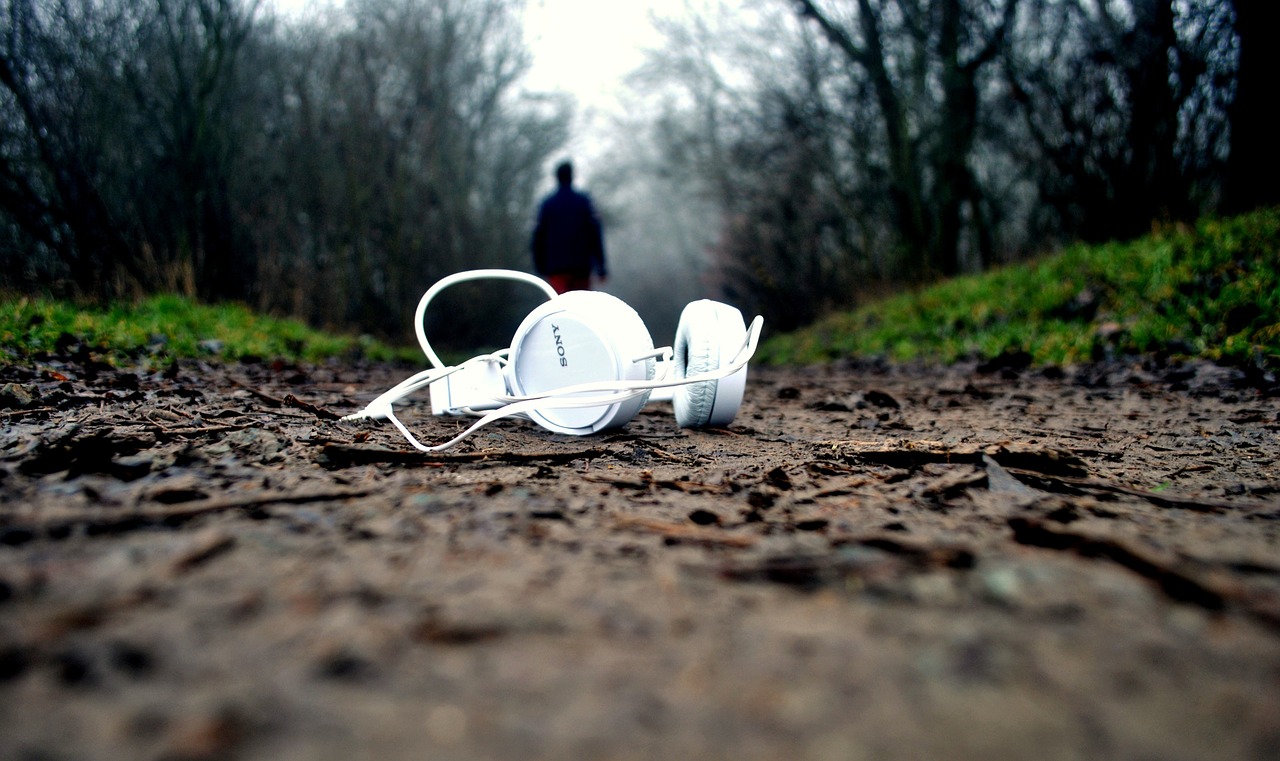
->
[1122,0,1187,226]
[1224,0,1280,213]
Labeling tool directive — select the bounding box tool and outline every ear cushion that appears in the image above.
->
[508,290,655,435]
[673,300,747,428]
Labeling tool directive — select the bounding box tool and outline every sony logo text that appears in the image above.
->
[551,324,568,366]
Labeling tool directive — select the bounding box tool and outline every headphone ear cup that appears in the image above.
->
[673,300,747,428]
[508,290,655,435]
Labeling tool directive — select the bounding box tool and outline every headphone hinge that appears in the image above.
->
[429,358,507,415]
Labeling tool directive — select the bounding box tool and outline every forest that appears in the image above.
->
[1,0,1275,346]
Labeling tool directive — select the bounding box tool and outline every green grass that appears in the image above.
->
[0,294,413,365]
[758,207,1280,370]
[3,208,1277,371]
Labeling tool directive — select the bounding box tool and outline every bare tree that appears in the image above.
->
[253,0,568,340]
[0,0,265,299]
[612,0,1245,333]
[1003,0,1234,241]
[0,0,568,346]
[793,0,1019,278]
[590,4,766,335]
[0,0,151,296]
[137,0,260,298]
[603,3,874,330]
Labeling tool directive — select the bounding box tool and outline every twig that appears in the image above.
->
[167,529,237,576]
[641,444,693,463]
[284,393,342,421]
[1009,516,1280,631]
[1004,468,1275,514]
[0,487,376,542]
[0,406,57,419]
[151,423,254,440]
[818,440,1091,477]
[583,473,731,494]
[716,534,975,589]
[613,514,758,548]
[227,377,286,407]
[830,533,976,569]
[320,443,609,468]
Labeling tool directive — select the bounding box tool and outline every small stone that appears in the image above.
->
[314,649,372,681]
[980,566,1024,606]
[0,645,31,681]
[863,389,900,409]
[688,509,720,526]
[111,642,157,678]
[111,454,154,481]
[168,530,236,575]
[53,649,96,687]
[211,428,283,463]
[0,383,38,409]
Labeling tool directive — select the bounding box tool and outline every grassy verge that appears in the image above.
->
[0,294,413,365]
[758,207,1280,370]
[3,208,1276,371]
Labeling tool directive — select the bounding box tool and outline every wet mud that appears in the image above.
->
[1,354,1278,760]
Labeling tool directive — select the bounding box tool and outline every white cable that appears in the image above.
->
[340,350,508,421]
[383,389,650,452]
[413,269,557,369]
[344,269,553,424]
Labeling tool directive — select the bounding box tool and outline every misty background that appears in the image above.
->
[1,0,1274,352]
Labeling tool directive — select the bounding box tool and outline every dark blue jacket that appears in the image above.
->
[531,187,606,277]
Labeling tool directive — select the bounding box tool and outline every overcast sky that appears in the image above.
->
[522,0,734,175]
[521,0,678,104]
[268,1,717,173]
[269,0,689,106]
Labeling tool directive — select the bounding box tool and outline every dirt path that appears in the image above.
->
[1,355,1278,760]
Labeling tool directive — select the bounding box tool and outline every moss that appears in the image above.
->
[0,294,415,366]
[759,208,1280,369]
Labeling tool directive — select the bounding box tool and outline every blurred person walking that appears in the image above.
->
[531,161,607,293]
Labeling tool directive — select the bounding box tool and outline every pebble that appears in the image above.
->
[979,566,1024,607]
[0,383,38,409]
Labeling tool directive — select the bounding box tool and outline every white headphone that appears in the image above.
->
[343,269,764,451]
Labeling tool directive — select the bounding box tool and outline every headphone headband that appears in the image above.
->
[413,269,557,369]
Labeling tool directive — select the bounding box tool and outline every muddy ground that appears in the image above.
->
[0,352,1278,761]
